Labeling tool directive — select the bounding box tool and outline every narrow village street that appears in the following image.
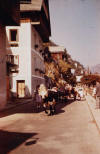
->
[0,97,100,154]
[1,0,100,154]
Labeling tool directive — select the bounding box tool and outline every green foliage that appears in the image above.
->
[45,62,59,82]
[81,74,100,86]
[63,69,77,86]
[58,60,71,73]
[43,47,52,62]
[43,46,81,87]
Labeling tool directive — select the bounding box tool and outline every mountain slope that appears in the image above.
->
[91,64,100,74]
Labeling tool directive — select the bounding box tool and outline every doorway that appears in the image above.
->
[17,80,25,98]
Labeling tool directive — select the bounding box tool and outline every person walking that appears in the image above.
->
[34,85,42,112]
[95,81,100,109]
[38,84,48,114]
[92,86,96,98]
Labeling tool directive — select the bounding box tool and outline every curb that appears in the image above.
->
[86,94,100,133]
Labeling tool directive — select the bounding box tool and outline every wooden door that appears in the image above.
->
[17,80,25,98]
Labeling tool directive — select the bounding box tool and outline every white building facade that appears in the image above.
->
[6,21,45,98]
[6,0,51,100]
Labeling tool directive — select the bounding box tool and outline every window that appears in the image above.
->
[9,29,19,47]
[10,30,18,42]
[20,0,31,4]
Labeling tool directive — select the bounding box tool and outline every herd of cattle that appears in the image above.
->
[33,84,86,115]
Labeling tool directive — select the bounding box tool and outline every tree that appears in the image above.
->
[43,47,52,62]
[81,74,100,86]
[43,46,80,87]
[45,62,59,81]
[58,59,71,73]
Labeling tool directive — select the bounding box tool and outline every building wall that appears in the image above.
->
[31,25,45,96]
[0,25,7,110]
[6,22,32,97]
[20,0,42,11]
[6,22,45,98]
[0,1,20,110]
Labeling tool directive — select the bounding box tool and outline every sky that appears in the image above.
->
[49,0,100,68]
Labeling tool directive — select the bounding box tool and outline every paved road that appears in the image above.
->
[0,98,100,154]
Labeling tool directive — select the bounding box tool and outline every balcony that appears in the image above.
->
[6,55,19,66]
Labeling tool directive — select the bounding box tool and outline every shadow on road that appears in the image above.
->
[0,98,75,118]
[54,98,74,115]
[0,130,38,154]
